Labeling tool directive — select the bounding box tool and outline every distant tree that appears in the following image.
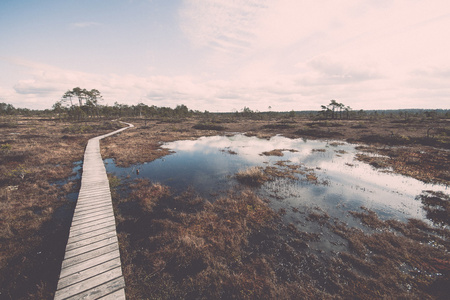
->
[52,101,65,119]
[174,104,190,118]
[288,110,296,119]
[320,105,331,119]
[320,100,344,119]
[345,106,352,119]
[0,102,16,115]
[358,109,366,119]
[241,107,254,118]
[86,89,102,106]
[72,87,84,107]
[61,90,74,106]
[61,87,103,107]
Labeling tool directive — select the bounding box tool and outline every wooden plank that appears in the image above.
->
[75,197,112,207]
[75,200,112,211]
[78,187,111,195]
[66,225,117,244]
[66,230,116,252]
[54,267,124,299]
[57,257,122,290]
[68,218,116,238]
[69,217,116,233]
[73,208,113,220]
[64,236,118,259]
[72,209,114,227]
[97,288,126,299]
[61,241,118,269]
[72,211,112,225]
[59,251,120,279]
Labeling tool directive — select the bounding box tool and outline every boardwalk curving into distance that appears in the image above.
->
[54,122,133,300]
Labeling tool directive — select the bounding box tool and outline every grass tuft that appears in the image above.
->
[235,167,268,186]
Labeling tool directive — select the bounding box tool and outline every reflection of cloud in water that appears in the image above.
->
[166,134,327,165]
[144,134,449,222]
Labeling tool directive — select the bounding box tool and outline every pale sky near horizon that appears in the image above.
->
[1,0,449,112]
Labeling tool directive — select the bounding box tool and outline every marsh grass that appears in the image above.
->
[235,167,268,186]
[113,179,331,299]
[356,146,450,184]
[112,176,450,299]
[417,191,450,226]
[260,149,298,157]
[331,209,450,299]
[235,161,325,188]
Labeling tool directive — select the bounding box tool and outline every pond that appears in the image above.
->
[105,134,447,251]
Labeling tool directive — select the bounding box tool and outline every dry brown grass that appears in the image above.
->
[235,167,268,186]
[331,209,450,299]
[112,177,450,299]
[261,149,285,156]
[112,179,333,299]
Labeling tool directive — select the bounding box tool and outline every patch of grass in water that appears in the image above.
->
[235,167,268,186]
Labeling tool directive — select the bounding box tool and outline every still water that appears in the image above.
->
[105,134,447,226]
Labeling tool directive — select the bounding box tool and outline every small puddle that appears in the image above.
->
[52,160,83,221]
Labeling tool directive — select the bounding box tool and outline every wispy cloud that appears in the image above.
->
[179,0,268,55]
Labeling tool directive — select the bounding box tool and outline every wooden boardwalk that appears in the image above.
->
[54,123,133,300]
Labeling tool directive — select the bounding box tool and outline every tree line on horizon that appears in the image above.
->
[1,87,449,121]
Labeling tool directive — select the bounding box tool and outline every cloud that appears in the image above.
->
[298,56,382,86]
[14,80,58,95]
[179,0,268,56]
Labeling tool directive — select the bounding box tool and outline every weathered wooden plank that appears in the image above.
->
[68,219,116,238]
[64,236,118,259]
[61,242,119,269]
[74,205,112,215]
[97,288,126,299]
[77,192,111,200]
[66,225,117,245]
[69,217,116,234]
[75,197,112,207]
[75,200,112,211]
[57,257,122,290]
[80,188,109,197]
[72,211,112,225]
[72,209,113,221]
[74,202,112,211]
[66,230,116,252]
[59,251,120,279]
[77,191,111,199]
[54,267,124,299]
[72,214,113,226]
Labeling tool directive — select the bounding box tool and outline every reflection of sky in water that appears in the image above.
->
[105,134,448,225]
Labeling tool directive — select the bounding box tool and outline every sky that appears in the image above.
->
[0,0,449,112]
